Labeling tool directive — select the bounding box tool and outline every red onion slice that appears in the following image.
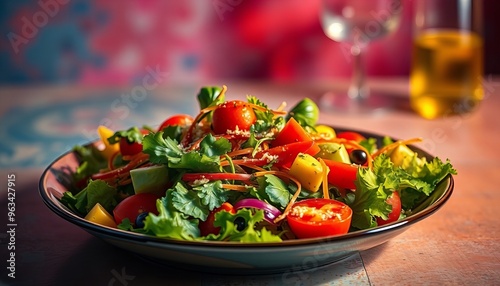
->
[234,198,282,224]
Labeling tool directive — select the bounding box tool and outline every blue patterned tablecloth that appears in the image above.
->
[0,87,199,169]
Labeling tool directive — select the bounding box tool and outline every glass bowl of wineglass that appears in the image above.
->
[320,0,403,112]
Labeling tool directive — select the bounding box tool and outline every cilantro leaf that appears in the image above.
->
[247,95,284,133]
[197,86,223,110]
[143,132,230,172]
[142,132,183,165]
[108,126,144,144]
[144,192,199,240]
[255,175,292,209]
[193,181,228,211]
[199,134,232,157]
[171,183,209,221]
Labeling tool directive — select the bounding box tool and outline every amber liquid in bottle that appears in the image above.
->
[410,30,483,119]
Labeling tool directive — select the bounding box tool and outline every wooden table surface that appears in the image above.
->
[1,78,499,285]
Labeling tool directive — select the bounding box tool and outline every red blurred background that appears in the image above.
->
[1,0,498,85]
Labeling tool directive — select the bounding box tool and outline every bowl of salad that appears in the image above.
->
[39,85,456,274]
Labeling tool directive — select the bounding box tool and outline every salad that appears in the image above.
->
[60,85,456,243]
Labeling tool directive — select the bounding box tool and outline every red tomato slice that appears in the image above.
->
[271,118,320,156]
[336,131,366,143]
[158,114,194,132]
[287,198,352,238]
[254,140,316,168]
[119,138,143,156]
[376,192,402,226]
[113,193,161,226]
[322,159,359,189]
[199,202,235,236]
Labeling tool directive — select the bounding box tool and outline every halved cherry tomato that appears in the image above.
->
[287,198,352,238]
[199,202,235,236]
[158,114,194,132]
[336,131,366,143]
[212,100,257,134]
[113,193,161,226]
[119,138,143,156]
[322,159,359,189]
[376,192,402,226]
[271,118,320,156]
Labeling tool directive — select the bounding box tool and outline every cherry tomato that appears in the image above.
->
[376,192,402,226]
[119,138,143,156]
[287,198,352,239]
[322,159,359,189]
[158,114,194,132]
[336,131,366,143]
[211,100,257,134]
[113,193,161,226]
[199,202,235,236]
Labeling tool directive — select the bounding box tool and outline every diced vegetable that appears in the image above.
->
[85,203,117,228]
[97,125,120,159]
[322,159,358,190]
[130,165,170,195]
[289,153,327,192]
[316,143,351,164]
[271,118,320,156]
[388,144,423,168]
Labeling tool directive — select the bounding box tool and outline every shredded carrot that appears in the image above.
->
[107,151,120,170]
[118,178,132,186]
[319,158,330,200]
[221,158,264,167]
[276,101,287,112]
[221,184,252,192]
[372,137,423,158]
[226,147,254,158]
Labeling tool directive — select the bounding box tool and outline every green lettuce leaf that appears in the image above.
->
[61,179,117,216]
[202,209,282,242]
[349,154,457,230]
[144,192,199,240]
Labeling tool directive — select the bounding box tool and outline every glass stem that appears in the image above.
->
[348,45,369,100]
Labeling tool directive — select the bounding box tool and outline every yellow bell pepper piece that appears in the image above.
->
[97,125,120,159]
[289,153,327,192]
[84,203,117,228]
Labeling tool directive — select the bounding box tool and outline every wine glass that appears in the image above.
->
[320,0,403,112]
